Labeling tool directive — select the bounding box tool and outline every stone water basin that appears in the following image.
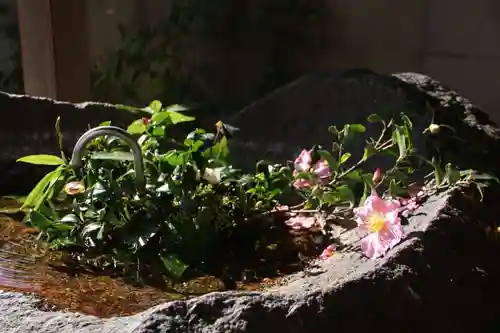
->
[0,198,282,318]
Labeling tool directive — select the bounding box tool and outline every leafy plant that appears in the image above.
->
[17,103,497,283]
[17,102,294,281]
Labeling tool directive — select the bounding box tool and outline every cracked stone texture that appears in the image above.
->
[1,70,500,332]
[1,188,500,333]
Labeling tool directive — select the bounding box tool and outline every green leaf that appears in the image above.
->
[127,119,146,134]
[90,151,135,161]
[362,143,377,161]
[160,254,188,278]
[318,150,338,170]
[98,121,112,127]
[321,185,355,205]
[349,124,366,133]
[392,126,406,160]
[152,126,165,137]
[116,104,148,115]
[367,114,383,123]
[81,222,102,235]
[431,157,444,186]
[168,111,195,124]
[60,214,80,224]
[151,111,171,124]
[21,167,63,210]
[445,163,461,185]
[388,179,406,196]
[340,152,351,164]
[149,100,162,113]
[17,154,65,166]
[163,151,190,166]
[91,182,107,197]
[27,210,53,230]
[166,104,189,112]
[206,137,229,161]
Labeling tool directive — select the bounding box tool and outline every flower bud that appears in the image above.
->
[64,181,85,196]
[142,117,151,125]
[428,124,440,134]
[372,168,383,184]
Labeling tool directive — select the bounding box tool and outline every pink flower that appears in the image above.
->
[354,192,404,260]
[294,149,311,172]
[64,181,85,196]
[320,244,336,259]
[285,216,317,231]
[142,117,151,125]
[399,186,427,217]
[292,149,332,189]
[314,160,331,183]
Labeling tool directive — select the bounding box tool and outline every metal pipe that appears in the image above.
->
[69,126,145,191]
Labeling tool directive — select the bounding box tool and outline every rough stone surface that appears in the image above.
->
[2,70,500,332]
[225,70,500,174]
[1,188,500,332]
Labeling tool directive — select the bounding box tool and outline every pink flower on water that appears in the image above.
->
[354,192,404,260]
[292,149,332,189]
[320,244,336,259]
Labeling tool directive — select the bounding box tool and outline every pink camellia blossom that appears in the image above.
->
[292,149,332,189]
[354,192,404,260]
[294,149,312,172]
[320,244,336,259]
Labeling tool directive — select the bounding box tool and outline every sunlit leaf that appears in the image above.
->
[60,214,80,224]
[90,151,135,161]
[163,151,190,166]
[340,152,351,164]
[362,143,377,161]
[81,223,102,235]
[17,154,65,166]
[168,111,195,124]
[392,126,406,160]
[166,104,189,112]
[149,100,162,113]
[21,167,63,210]
[349,124,366,133]
[127,119,146,134]
[160,254,188,278]
[98,121,112,127]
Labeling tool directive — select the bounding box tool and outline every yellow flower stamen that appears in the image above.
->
[367,213,386,233]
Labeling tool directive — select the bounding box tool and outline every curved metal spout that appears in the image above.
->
[69,126,145,191]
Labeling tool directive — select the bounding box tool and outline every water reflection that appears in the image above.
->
[0,213,187,317]
[0,203,278,317]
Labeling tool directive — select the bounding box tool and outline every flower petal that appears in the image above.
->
[361,233,388,259]
[294,149,312,172]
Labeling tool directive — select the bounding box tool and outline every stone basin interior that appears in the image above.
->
[0,196,314,318]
